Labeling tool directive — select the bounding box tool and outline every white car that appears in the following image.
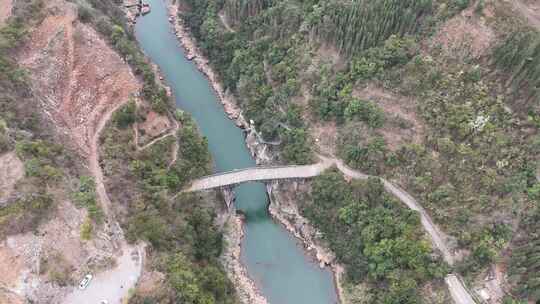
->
[78,274,93,290]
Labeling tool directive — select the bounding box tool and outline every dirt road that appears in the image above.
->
[446,274,476,304]
[89,100,133,217]
[62,244,143,304]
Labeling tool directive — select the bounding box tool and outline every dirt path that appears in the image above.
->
[512,0,540,30]
[219,11,235,33]
[137,129,174,151]
[62,244,144,304]
[133,113,180,168]
[89,101,132,218]
[168,119,180,168]
[317,155,457,264]
[315,157,474,303]
[446,274,476,304]
[316,156,474,303]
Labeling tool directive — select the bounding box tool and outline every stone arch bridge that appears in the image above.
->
[183,157,477,304]
[185,160,336,192]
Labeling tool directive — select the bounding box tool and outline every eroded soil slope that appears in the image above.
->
[0,0,12,25]
[0,1,147,303]
[18,0,140,159]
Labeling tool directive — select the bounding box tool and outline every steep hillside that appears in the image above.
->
[0,1,119,302]
[175,0,540,302]
[0,0,238,303]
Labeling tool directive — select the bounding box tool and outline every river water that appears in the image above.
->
[134,1,337,303]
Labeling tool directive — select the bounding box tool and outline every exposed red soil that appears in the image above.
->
[0,243,24,298]
[0,0,12,25]
[18,0,140,160]
[138,110,172,139]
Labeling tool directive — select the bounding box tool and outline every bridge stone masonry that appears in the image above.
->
[185,159,334,192]
[184,155,477,304]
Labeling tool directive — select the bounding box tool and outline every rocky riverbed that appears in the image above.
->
[219,213,268,304]
[266,181,346,303]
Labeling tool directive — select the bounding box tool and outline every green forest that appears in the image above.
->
[302,171,447,303]
[3,0,540,302]
[178,0,539,302]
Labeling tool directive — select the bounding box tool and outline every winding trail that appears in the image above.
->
[187,154,476,303]
[89,101,129,218]
[77,93,145,304]
[219,11,235,33]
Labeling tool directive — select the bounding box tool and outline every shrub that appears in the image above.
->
[72,176,103,223]
[113,100,137,128]
[280,128,313,165]
[77,3,93,23]
[80,217,93,240]
[0,193,54,237]
[344,98,385,128]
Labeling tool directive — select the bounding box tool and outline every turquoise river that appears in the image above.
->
[134,0,338,303]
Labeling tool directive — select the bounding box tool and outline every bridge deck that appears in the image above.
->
[186,161,333,191]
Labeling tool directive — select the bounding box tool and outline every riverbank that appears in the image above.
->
[166,2,273,166]
[167,4,246,127]
[220,213,268,304]
[266,181,346,303]
[165,3,271,303]
[167,2,344,302]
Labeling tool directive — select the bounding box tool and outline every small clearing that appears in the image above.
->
[310,121,338,156]
[430,4,495,59]
[62,244,144,304]
[0,152,24,200]
[138,110,172,139]
[0,0,12,25]
[512,0,540,30]
[18,0,140,159]
[353,85,424,151]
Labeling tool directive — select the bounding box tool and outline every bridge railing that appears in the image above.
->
[195,164,324,180]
